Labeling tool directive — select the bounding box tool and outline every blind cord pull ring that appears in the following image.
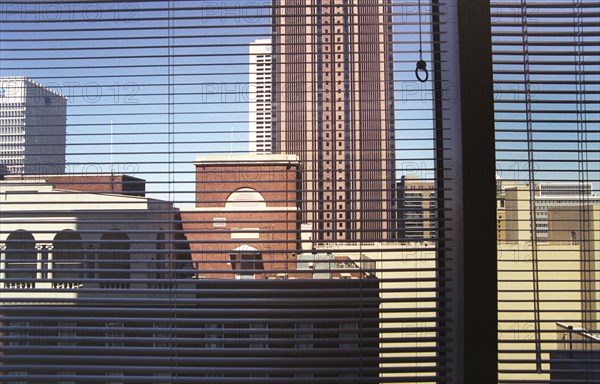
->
[416,58,428,82]
[415,0,428,83]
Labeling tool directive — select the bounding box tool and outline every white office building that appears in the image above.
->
[534,182,599,239]
[0,77,67,175]
[248,39,272,154]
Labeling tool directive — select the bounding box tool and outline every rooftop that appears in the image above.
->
[195,153,299,165]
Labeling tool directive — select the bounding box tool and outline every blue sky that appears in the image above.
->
[1,1,440,206]
[1,1,275,204]
[1,1,597,205]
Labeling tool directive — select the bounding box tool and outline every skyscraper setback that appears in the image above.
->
[272,0,396,241]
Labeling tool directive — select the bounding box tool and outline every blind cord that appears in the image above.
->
[574,0,593,338]
[415,0,428,82]
[519,0,543,372]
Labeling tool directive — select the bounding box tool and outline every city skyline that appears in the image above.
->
[1,1,599,383]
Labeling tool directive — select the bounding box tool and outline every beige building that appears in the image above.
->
[503,184,534,242]
[397,175,437,240]
[323,240,600,384]
[310,216,599,383]
[0,176,191,293]
[496,178,519,242]
[496,179,599,243]
[549,204,599,332]
[496,183,599,381]
[310,241,438,382]
[272,0,395,242]
[534,182,599,239]
[497,240,599,382]
[548,204,599,244]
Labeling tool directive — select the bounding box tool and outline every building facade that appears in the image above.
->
[396,176,436,241]
[1,279,379,382]
[248,39,273,154]
[0,173,380,383]
[181,154,301,279]
[496,178,518,242]
[2,173,146,197]
[499,180,600,241]
[0,175,191,292]
[272,0,396,242]
[0,77,67,175]
[533,182,599,239]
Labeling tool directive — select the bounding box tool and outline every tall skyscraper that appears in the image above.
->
[272,0,396,242]
[0,77,67,175]
[248,39,273,154]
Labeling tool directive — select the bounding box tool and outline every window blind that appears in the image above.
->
[0,1,473,383]
[492,0,600,382]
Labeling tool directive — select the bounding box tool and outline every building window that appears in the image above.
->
[4,230,37,289]
[52,230,84,289]
[98,230,130,288]
[229,246,263,279]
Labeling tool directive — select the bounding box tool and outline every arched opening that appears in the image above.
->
[99,230,130,286]
[52,230,84,288]
[5,230,37,288]
[225,188,267,209]
[229,244,263,280]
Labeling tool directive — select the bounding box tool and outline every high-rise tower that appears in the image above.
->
[272,0,395,242]
[248,39,274,154]
[0,77,67,175]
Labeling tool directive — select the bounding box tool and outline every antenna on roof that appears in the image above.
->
[110,120,114,172]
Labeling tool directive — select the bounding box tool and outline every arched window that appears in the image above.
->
[225,188,267,209]
[229,244,263,280]
[52,230,84,288]
[5,230,37,288]
[99,230,130,285]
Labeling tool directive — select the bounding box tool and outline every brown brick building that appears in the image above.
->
[2,173,145,196]
[181,154,301,279]
[272,0,396,242]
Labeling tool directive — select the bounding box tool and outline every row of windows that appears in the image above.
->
[0,121,25,128]
[0,132,25,138]
[0,126,24,132]
[0,110,26,117]
[7,321,357,348]
[0,102,26,108]
[6,320,360,382]
[0,157,25,164]
[536,200,595,206]
[1,145,25,151]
